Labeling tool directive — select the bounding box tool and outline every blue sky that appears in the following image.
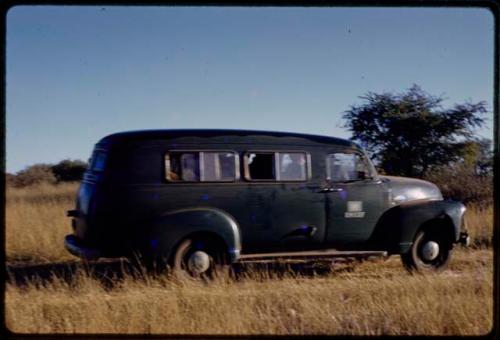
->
[6,6,494,173]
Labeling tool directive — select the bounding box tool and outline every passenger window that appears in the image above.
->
[247,153,275,180]
[245,152,308,181]
[168,153,200,181]
[166,151,237,182]
[202,152,237,181]
[327,153,369,182]
[278,152,306,181]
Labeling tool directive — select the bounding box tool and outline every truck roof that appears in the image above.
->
[98,129,357,148]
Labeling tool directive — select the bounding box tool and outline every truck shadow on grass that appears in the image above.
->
[6,259,133,288]
[6,258,364,288]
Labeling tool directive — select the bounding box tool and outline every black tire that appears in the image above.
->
[171,237,230,280]
[401,228,453,273]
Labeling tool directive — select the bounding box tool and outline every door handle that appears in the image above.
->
[317,187,343,193]
[317,188,331,193]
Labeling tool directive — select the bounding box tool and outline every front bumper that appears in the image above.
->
[64,234,101,260]
[458,231,470,247]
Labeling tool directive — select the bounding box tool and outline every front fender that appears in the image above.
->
[141,207,241,263]
[367,200,466,254]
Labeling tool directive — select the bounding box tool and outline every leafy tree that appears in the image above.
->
[51,159,88,182]
[471,138,493,176]
[343,85,487,177]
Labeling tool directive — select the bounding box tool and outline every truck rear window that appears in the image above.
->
[90,151,106,172]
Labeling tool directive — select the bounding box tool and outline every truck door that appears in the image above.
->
[322,150,386,247]
[240,150,326,253]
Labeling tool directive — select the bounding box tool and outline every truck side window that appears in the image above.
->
[278,152,306,181]
[166,151,237,182]
[202,152,237,181]
[327,153,369,182]
[247,153,275,180]
[172,153,200,181]
[166,153,200,181]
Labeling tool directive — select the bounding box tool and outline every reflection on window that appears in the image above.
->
[247,153,275,180]
[328,153,368,182]
[279,152,306,181]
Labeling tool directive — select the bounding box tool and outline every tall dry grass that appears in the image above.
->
[5,182,493,263]
[464,204,494,248]
[6,249,493,335]
[6,182,78,263]
[5,182,495,335]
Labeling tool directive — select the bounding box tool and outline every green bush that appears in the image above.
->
[5,173,17,187]
[12,164,57,188]
[7,159,88,188]
[51,159,88,182]
[424,165,493,208]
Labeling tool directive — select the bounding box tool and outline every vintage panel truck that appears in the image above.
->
[65,129,469,276]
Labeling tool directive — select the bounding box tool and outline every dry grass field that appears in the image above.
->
[5,183,495,335]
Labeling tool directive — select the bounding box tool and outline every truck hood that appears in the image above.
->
[380,175,443,204]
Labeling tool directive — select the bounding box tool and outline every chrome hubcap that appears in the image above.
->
[187,251,211,274]
[421,241,440,261]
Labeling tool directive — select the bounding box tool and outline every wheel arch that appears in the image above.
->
[367,199,465,254]
[417,215,456,246]
[141,207,242,263]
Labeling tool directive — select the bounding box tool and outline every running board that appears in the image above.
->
[237,249,388,263]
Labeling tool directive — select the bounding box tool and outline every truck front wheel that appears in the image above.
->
[401,229,452,273]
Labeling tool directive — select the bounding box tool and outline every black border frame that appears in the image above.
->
[1,1,498,338]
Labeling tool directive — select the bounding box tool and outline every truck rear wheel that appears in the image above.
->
[401,229,452,273]
[171,237,230,279]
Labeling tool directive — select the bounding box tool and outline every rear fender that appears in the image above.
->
[368,200,465,254]
[141,207,241,263]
